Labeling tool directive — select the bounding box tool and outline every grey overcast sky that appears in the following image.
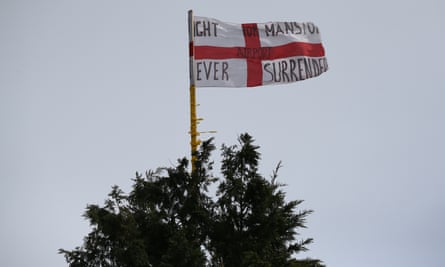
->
[1,0,444,266]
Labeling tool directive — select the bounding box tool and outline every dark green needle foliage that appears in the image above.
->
[60,133,324,267]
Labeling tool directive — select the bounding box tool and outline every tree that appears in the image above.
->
[60,134,324,267]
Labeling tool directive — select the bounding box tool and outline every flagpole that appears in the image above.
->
[188,10,200,172]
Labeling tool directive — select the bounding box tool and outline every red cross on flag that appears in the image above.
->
[189,15,328,88]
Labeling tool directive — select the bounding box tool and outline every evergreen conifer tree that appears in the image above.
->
[60,134,324,267]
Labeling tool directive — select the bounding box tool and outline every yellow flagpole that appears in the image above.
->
[189,83,200,172]
[188,10,199,172]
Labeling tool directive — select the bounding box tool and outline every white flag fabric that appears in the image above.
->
[190,16,328,88]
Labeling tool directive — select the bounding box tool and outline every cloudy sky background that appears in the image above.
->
[1,0,444,266]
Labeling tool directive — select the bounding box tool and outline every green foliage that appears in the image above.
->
[60,134,324,267]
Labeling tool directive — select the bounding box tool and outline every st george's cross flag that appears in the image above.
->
[189,15,328,87]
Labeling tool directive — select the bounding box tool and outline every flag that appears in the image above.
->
[189,15,328,88]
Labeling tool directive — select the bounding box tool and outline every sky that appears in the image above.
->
[1,0,444,266]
